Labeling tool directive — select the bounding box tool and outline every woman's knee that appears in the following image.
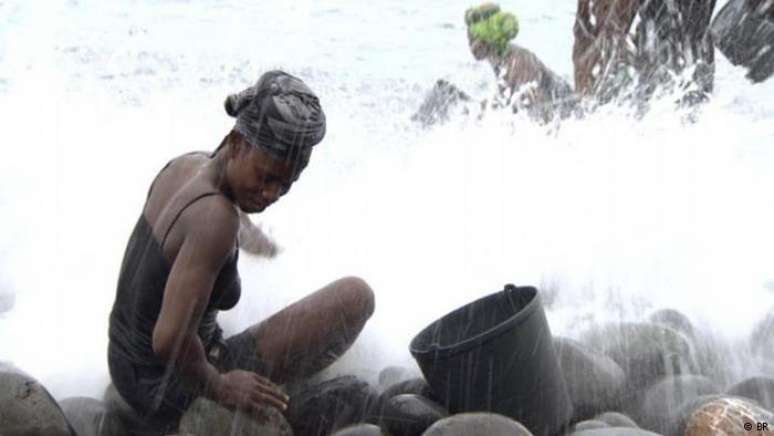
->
[334,276,375,320]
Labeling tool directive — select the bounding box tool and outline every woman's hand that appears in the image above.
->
[238,212,282,258]
[214,370,289,415]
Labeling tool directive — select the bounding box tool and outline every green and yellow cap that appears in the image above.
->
[465,3,519,56]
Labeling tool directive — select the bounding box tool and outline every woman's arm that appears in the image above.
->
[152,197,287,411]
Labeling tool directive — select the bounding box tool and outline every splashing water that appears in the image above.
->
[1,0,774,400]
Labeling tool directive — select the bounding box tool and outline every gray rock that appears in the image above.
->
[422,413,533,436]
[379,394,447,436]
[378,366,414,390]
[332,423,384,436]
[579,322,696,395]
[285,375,380,436]
[726,376,774,411]
[572,420,609,431]
[636,375,720,435]
[380,377,437,403]
[593,412,638,428]
[668,394,726,436]
[411,79,471,127]
[750,310,774,361]
[0,368,75,436]
[178,397,291,436]
[59,397,128,436]
[712,0,774,83]
[102,384,157,435]
[554,337,627,420]
[647,309,695,339]
[571,428,661,436]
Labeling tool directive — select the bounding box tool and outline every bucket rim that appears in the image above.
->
[409,285,541,359]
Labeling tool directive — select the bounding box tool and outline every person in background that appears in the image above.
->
[107,70,375,433]
[465,3,577,122]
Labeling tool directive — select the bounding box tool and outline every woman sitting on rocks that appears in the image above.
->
[465,3,576,121]
[107,70,375,433]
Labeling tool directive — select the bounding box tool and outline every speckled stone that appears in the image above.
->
[684,397,774,436]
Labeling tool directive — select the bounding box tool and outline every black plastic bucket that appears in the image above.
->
[712,0,774,83]
[409,284,572,436]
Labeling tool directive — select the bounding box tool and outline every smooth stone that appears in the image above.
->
[0,368,75,436]
[593,412,639,428]
[572,420,609,431]
[636,374,720,435]
[378,366,414,390]
[726,376,774,411]
[570,428,661,436]
[411,79,471,127]
[750,311,774,361]
[711,0,774,83]
[669,394,731,436]
[579,322,696,394]
[684,397,774,436]
[647,309,695,339]
[178,397,291,436]
[422,412,533,436]
[381,377,437,403]
[332,423,384,436]
[379,394,447,436]
[554,337,627,420]
[285,375,380,435]
[59,397,128,436]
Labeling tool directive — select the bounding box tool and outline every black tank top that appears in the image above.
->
[108,189,241,370]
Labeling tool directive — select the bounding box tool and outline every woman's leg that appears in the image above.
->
[227,276,375,385]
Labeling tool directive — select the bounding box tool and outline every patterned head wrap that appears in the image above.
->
[224,71,326,160]
[465,3,520,56]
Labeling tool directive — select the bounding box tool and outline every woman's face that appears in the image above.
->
[226,138,305,214]
[468,33,492,60]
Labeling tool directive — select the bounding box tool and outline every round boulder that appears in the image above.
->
[332,423,384,436]
[380,377,437,403]
[423,413,533,436]
[285,375,380,435]
[570,428,661,436]
[726,376,774,410]
[59,396,128,436]
[0,368,74,436]
[636,374,720,434]
[378,394,447,436]
[554,337,627,420]
[684,397,774,436]
[378,366,414,390]
[178,397,291,436]
[648,308,695,339]
[593,412,638,428]
[579,322,696,393]
[572,420,609,431]
[751,310,774,361]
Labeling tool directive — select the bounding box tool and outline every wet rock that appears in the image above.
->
[750,310,774,361]
[636,374,720,435]
[712,0,774,83]
[285,375,380,436]
[102,383,156,434]
[579,322,695,395]
[380,377,437,403]
[726,376,774,410]
[554,337,627,420]
[59,396,128,436]
[178,397,291,436]
[331,423,384,436]
[422,412,533,436]
[572,420,609,431]
[570,428,661,436]
[411,79,471,127]
[378,366,413,390]
[0,368,75,436]
[647,309,695,339]
[593,411,638,428]
[683,397,774,436]
[377,394,447,436]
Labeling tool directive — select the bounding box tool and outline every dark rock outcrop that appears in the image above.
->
[331,423,384,436]
[726,376,774,411]
[377,394,447,436]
